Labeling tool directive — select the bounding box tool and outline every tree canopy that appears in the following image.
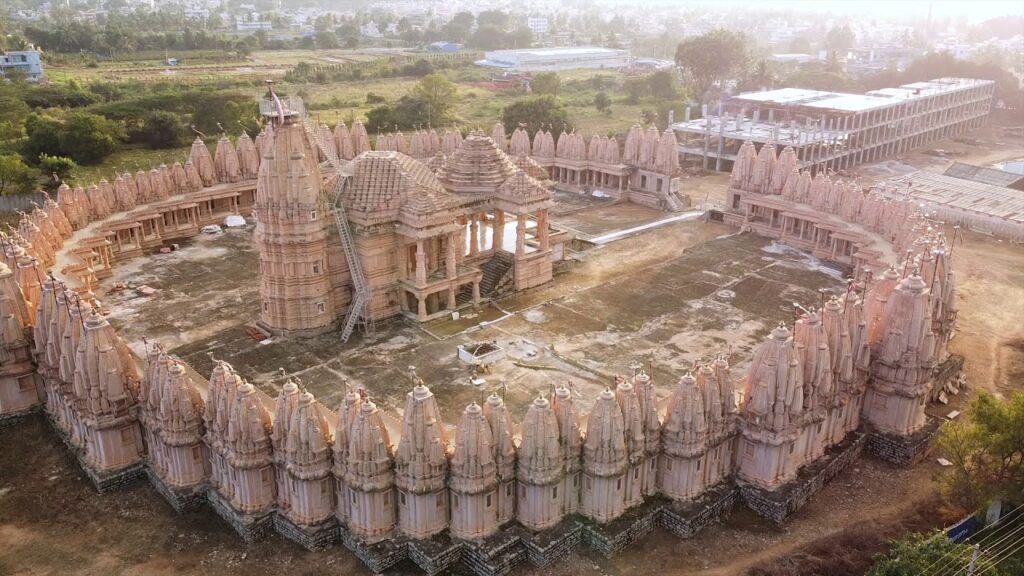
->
[411,74,458,120]
[938,390,1024,512]
[501,95,571,138]
[867,531,1022,576]
[531,72,561,96]
[0,155,39,196]
[675,29,749,100]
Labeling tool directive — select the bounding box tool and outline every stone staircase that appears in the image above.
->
[457,251,515,306]
[480,251,514,296]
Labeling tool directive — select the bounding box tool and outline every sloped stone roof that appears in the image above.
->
[345,151,455,224]
[436,130,519,195]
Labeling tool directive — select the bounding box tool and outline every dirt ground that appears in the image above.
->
[99,212,844,424]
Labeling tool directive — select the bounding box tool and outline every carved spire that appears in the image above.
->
[582,389,627,478]
[517,395,562,485]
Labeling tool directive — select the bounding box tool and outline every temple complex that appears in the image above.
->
[0,88,968,575]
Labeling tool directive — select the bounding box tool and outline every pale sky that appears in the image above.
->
[650,0,1024,23]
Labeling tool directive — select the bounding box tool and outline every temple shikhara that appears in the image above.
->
[0,93,966,575]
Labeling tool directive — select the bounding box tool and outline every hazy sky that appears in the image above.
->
[656,0,1024,23]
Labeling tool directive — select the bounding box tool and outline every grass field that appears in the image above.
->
[47,49,676,181]
[70,145,194,184]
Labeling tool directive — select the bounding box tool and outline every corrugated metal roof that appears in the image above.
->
[943,162,1024,190]
[886,171,1024,224]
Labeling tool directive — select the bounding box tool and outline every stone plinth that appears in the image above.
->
[273,513,338,552]
[739,432,866,525]
[579,500,661,558]
[207,488,275,543]
[145,467,207,513]
[658,482,738,538]
[866,416,943,467]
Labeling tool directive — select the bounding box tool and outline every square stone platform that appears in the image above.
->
[739,431,867,525]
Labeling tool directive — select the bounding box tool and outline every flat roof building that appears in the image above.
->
[673,77,995,173]
[0,50,44,82]
[476,47,630,72]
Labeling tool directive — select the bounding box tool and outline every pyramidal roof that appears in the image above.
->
[436,130,519,195]
[346,151,455,221]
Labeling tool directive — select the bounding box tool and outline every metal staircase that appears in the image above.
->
[305,114,372,342]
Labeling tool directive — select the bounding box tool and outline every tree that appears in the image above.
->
[937,391,1024,513]
[675,29,749,100]
[411,73,457,121]
[37,154,76,189]
[365,95,434,133]
[0,154,39,196]
[531,72,561,96]
[476,10,509,30]
[471,25,509,50]
[594,92,611,114]
[825,24,855,57]
[22,112,63,163]
[501,95,571,138]
[143,111,186,149]
[867,531,1022,575]
[624,76,649,104]
[58,111,122,165]
[442,11,474,43]
[647,70,678,100]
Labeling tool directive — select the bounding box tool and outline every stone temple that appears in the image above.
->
[0,94,964,575]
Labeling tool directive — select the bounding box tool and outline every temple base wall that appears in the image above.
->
[144,468,207,513]
[460,529,529,576]
[579,500,661,558]
[658,482,738,538]
[206,489,276,543]
[517,518,583,568]
[739,432,866,525]
[0,403,42,429]
[866,416,943,467]
[45,414,146,493]
[273,513,338,552]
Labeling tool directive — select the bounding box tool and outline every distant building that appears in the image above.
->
[236,20,273,31]
[673,77,995,172]
[527,17,549,34]
[0,50,44,82]
[477,47,630,72]
[427,42,462,53]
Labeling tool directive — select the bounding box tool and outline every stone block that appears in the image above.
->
[206,489,275,543]
[739,432,866,525]
[273,513,338,552]
[144,467,207,513]
[866,416,943,467]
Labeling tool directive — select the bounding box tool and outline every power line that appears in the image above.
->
[921,503,1024,576]
[976,534,1024,576]
[933,511,1024,576]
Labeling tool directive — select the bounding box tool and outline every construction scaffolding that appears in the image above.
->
[673,77,995,173]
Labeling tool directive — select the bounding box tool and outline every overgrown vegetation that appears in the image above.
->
[937,390,1024,514]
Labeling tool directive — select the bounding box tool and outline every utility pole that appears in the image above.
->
[966,543,980,575]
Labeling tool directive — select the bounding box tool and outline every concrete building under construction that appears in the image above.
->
[673,77,995,173]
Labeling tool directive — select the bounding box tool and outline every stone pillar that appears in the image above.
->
[493,210,505,252]
[446,233,457,280]
[515,214,527,257]
[415,239,427,287]
[538,209,550,252]
[469,217,479,256]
